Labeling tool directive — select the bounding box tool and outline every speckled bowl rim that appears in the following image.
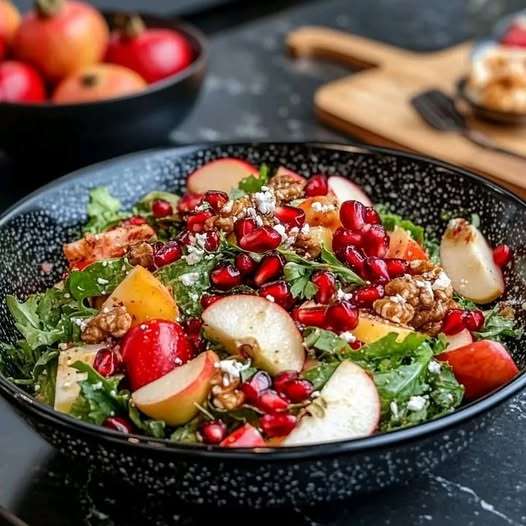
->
[0,141,525,462]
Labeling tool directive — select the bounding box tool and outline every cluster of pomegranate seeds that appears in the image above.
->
[153,240,182,268]
[304,174,329,197]
[103,416,134,434]
[312,271,336,304]
[238,225,282,252]
[274,205,305,228]
[254,254,284,286]
[202,190,228,212]
[94,348,122,377]
[259,281,294,309]
[199,420,227,444]
[241,371,272,403]
[235,253,257,276]
[493,244,512,268]
[443,308,485,335]
[177,192,203,214]
[210,265,241,290]
[187,210,213,233]
[274,371,314,402]
[200,293,222,309]
[259,413,297,438]
[152,199,173,218]
[257,390,289,413]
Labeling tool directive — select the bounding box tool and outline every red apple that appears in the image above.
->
[275,166,306,183]
[328,176,372,206]
[121,319,192,391]
[445,328,473,351]
[220,423,266,448]
[437,340,519,400]
[186,158,258,194]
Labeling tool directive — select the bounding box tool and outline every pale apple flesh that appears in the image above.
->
[440,219,504,304]
[54,344,105,413]
[284,361,380,445]
[445,329,473,351]
[275,166,306,182]
[328,176,373,206]
[186,158,259,194]
[352,313,414,344]
[132,351,219,426]
[202,295,305,375]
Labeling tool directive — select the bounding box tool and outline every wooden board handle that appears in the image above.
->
[287,26,415,69]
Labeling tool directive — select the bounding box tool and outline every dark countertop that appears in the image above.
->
[1,1,526,525]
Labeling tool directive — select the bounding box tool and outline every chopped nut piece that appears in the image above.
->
[210,371,245,410]
[268,173,306,204]
[294,230,321,259]
[127,242,154,269]
[81,304,132,344]
[373,297,415,325]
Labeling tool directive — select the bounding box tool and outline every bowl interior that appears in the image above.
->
[0,143,525,432]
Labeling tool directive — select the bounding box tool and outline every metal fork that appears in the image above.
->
[410,89,526,162]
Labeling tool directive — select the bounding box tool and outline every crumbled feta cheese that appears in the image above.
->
[221,200,234,214]
[340,331,356,343]
[179,272,200,286]
[273,223,287,242]
[96,277,109,285]
[214,359,250,378]
[64,293,71,299]
[194,233,208,250]
[312,201,336,213]
[336,289,353,301]
[72,318,87,330]
[428,361,441,374]
[265,295,275,303]
[390,401,399,419]
[432,272,451,291]
[300,223,310,235]
[391,294,406,304]
[416,279,434,297]
[253,190,276,215]
[184,246,204,265]
[407,395,427,412]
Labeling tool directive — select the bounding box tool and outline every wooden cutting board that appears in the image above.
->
[287,27,526,197]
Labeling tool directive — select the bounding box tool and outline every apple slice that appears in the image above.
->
[386,226,428,261]
[132,350,219,426]
[298,196,342,231]
[275,166,306,183]
[445,328,473,351]
[328,176,372,206]
[220,423,266,448]
[437,340,518,400]
[284,361,380,445]
[186,158,258,194]
[54,344,105,413]
[202,295,305,375]
[440,219,504,304]
[352,312,414,344]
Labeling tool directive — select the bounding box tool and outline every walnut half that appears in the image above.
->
[81,304,132,344]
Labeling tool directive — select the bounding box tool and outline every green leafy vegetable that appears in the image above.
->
[237,164,270,194]
[302,362,338,390]
[133,191,180,216]
[376,205,425,245]
[475,306,523,342]
[83,187,129,234]
[283,262,318,299]
[128,404,166,438]
[170,418,201,443]
[303,327,350,356]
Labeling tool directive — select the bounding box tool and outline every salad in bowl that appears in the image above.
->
[1,157,520,448]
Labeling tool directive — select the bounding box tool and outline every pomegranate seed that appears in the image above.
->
[122,215,147,227]
[259,280,294,309]
[350,340,363,350]
[332,227,363,253]
[442,309,467,335]
[365,257,390,283]
[361,224,389,257]
[202,190,228,212]
[464,310,485,332]
[353,284,385,307]
[203,230,220,251]
[364,207,380,224]
[94,348,121,377]
[385,258,408,277]
[282,379,314,403]
[183,318,204,353]
[339,245,366,275]
[493,244,512,267]
[201,294,222,309]
[259,413,297,438]
[239,226,281,253]
[200,420,227,444]
[304,174,329,197]
[210,265,242,290]
[241,371,272,404]
[177,230,194,246]
[326,301,359,332]
[273,371,299,394]
[256,390,289,414]
[292,305,328,327]
[312,271,336,304]
[340,200,366,231]
[234,218,256,241]
[275,206,305,229]
[152,199,173,218]
[153,241,182,268]
[254,254,284,286]
[235,253,257,276]
[178,192,203,214]
[187,210,213,233]
[103,416,134,434]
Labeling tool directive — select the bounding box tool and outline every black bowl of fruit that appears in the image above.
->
[0,142,524,508]
[0,0,207,170]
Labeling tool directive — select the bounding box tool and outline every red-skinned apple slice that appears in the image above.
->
[284,361,380,445]
[445,328,473,351]
[275,166,306,183]
[202,295,305,375]
[437,340,519,400]
[186,158,258,194]
[220,423,266,448]
[440,219,505,304]
[328,176,372,206]
[132,350,219,425]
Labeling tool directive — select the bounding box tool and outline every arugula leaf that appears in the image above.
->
[66,258,132,301]
[35,354,58,405]
[475,306,523,341]
[83,187,129,234]
[128,404,166,438]
[237,164,270,194]
[303,327,351,356]
[302,362,338,390]
[170,418,201,443]
[283,262,318,299]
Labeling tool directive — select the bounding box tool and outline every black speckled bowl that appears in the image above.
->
[0,143,525,508]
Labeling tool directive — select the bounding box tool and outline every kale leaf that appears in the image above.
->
[83,187,129,234]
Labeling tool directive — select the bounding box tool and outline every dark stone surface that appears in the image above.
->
[1,0,526,525]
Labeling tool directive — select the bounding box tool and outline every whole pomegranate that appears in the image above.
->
[52,64,146,104]
[105,14,193,84]
[0,0,21,44]
[13,0,109,83]
[0,61,46,102]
